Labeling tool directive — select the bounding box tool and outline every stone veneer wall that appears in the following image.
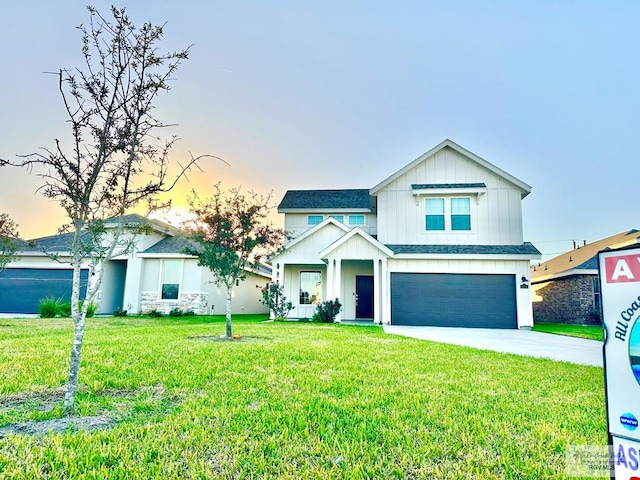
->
[533,275,601,325]
[140,292,208,315]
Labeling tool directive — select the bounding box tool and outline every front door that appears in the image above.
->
[355,275,374,319]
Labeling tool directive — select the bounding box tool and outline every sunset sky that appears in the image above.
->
[1,1,638,260]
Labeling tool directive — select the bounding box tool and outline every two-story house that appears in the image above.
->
[271,139,541,328]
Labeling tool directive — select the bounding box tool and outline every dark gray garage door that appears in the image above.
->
[0,268,88,314]
[391,273,517,328]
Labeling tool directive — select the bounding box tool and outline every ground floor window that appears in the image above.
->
[299,271,322,304]
[160,260,182,300]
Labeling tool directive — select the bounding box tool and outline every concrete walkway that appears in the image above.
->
[383,325,603,367]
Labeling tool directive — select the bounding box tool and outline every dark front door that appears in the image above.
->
[355,275,374,319]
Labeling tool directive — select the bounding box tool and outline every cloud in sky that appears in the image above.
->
[1,1,638,259]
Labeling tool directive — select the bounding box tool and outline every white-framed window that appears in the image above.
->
[160,259,182,300]
[425,198,445,231]
[307,215,323,226]
[299,271,322,305]
[451,198,471,231]
[425,197,472,231]
[348,215,365,226]
[330,215,344,223]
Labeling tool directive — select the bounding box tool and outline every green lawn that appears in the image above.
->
[533,322,604,341]
[0,316,607,479]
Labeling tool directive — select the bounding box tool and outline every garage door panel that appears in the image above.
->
[391,273,516,328]
[0,268,89,314]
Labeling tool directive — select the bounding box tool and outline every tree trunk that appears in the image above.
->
[226,287,233,338]
[64,259,86,411]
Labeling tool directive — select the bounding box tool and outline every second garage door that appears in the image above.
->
[0,268,89,314]
[391,273,517,328]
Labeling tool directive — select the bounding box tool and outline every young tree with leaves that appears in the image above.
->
[0,6,208,410]
[0,213,19,272]
[183,185,286,338]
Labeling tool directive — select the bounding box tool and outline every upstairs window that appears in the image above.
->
[330,215,344,223]
[451,198,471,231]
[424,197,472,231]
[307,215,323,226]
[425,198,445,230]
[348,215,365,226]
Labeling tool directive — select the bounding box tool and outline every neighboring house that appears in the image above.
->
[0,214,270,316]
[271,139,541,328]
[531,229,640,325]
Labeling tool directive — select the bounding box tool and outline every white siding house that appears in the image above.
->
[272,139,541,328]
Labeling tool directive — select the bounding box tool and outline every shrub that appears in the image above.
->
[147,309,163,317]
[39,297,60,318]
[58,302,72,318]
[79,300,97,318]
[183,310,196,316]
[314,298,342,323]
[259,282,294,319]
[169,307,183,317]
[114,307,128,317]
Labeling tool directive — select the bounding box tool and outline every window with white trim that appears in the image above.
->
[330,215,344,223]
[299,271,322,305]
[307,215,323,226]
[160,259,182,300]
[425,197,472,231]
[451,198,471,231]
[348,215,365,226]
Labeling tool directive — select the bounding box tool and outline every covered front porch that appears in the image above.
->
[272,225,393,323]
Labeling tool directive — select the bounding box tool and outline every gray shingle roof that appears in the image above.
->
[142,235,197,254]
[387,243,541,255]
[411,183,487,189]
[278,189,376,211]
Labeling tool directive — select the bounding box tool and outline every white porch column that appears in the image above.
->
[373,258,381,324]
[381,258,390,324]
[334,259,342,323]
[326,259,335,303]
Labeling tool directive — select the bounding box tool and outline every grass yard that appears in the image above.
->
[533,322,604,341]
[0,316,607,479]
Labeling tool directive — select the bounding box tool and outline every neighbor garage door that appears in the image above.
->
[0,268,88,314]
[391,273,517,328]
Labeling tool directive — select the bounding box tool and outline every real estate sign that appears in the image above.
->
[599,246,640,479]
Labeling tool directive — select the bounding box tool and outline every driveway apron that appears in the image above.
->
[383,325,603,367]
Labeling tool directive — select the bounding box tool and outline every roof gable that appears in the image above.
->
[319,227,393,259]
[370,139,532,198]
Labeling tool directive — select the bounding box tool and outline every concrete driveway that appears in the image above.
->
[383,325,603,367]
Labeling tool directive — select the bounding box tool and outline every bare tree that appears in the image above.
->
[1,6,208,410]
[0,213,19,272]
[183,185,286,338]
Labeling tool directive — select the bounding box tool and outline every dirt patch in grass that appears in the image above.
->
[188,335,271,342]
[0,385,175,438]
[0,415,114,438]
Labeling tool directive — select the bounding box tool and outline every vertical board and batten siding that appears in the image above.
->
[277,223,347,265]
[375,146,524,245]
[326,234,388,261]
[284,213,377,239]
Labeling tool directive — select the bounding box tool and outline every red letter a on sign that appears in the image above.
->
[605,254,640,283]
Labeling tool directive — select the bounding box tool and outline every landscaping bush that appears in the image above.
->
[169,307,183,317]
[38,297,59,318]
[259,282,293,319]
[183,310,196,316]
[147,309,163,317]
[79,300,97,318]
[313,298,342,323]
[58,302,72,318]
[114,307,128,317]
